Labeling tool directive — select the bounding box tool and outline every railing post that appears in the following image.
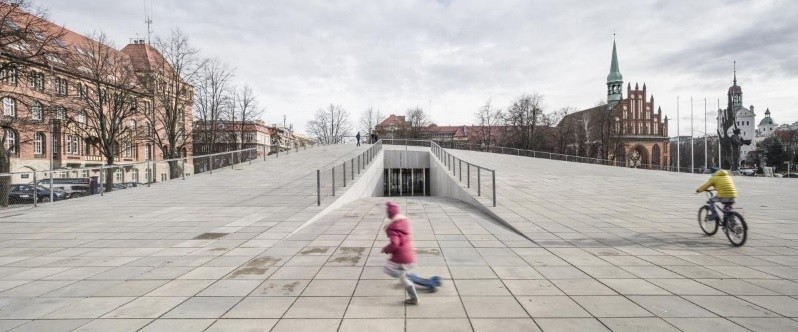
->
[332,166,336,196]
[477,167,481,196]
[182,157,186,180]
[343,162,346,187]
[209,155,213,174]
[492,169,496,207]
[147,160,151,187]
[358,155,361,174]
[351,158,354,180]
[33,172,37,207]
[100,167,104,196]
[459,159,462,182]
[263,145,267,161]
[231,152,235,169]
[317,169,321,206]
[467,163,470,188]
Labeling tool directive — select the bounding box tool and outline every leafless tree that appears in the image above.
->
[146,28,202,179]
[502,93,544,150]
[404,107,429,139]
[307,104,351,144]
[359,107,383,137]
[0,0,65,206]
[474,99,503,147]
[193,57,233,156]
[231,84,264,149]
[549,106,575,153]
[59,32,141,192]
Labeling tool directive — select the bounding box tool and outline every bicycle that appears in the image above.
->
[697,190,748,246]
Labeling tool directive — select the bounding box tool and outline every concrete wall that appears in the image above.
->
[383,150,430,169]
[429,151,530,241]
[288,149,385,236]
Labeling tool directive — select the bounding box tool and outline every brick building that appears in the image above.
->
[559,40,670,168]
[1,10,193,184]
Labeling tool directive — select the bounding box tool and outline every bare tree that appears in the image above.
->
[231,84,264,149]
[193,57,233,156]
[475,99,503,147]
[549,106,575,153]
[0,0,65,206]
[359,107,383,137]
[59,32,141,192]
[404,107,429,139]
[307,104,351,144]
[503,93,544,150]
[146,28,202,179]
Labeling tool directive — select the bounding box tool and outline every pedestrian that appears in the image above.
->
[356,132,361,146]
[381,201,419,304]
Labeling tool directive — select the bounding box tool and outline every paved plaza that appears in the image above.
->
[1,143,797,331]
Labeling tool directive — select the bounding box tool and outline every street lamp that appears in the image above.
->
[48,118,55,202]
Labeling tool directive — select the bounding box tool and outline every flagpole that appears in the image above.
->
[717,98,722,169]
[691,96,694,173]
[704,97,709,169]
[676,96,682,172]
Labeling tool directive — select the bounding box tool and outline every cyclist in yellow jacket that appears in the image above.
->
[696,167,738,205]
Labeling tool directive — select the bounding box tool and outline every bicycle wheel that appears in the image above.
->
[697,206,718,235]
[724,211,747,246]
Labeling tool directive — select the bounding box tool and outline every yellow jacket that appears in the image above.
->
[697,170,738,198]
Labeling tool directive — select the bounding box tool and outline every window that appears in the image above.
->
[4,129,16,154]
[57,106,65,120]
[78,83,87,98]
[55,77,68,95]
[33,132,44,155]
[27,71,44,91]
[1,66,17,85]
[128,120,136,133]
[78,111,87,127]
[3,97,15,116]
[66,134,79,155]
[145,144,152,160]
[145,122,152,137]
[143,101,152,118]
[122,140,133,158]
[31,101,42,120]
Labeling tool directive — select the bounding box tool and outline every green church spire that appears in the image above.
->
[607,39,623,107]
[607,40,623,83]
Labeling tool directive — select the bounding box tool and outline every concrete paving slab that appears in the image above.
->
[1,144,797,330]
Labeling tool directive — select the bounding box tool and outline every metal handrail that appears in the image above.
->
[428,141,497,207]
[315,140,383,206]
[425,140,706,174]
[1,143,318,208]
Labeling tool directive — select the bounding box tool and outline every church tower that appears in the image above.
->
[727,61,743,110]
[606,40,623,108]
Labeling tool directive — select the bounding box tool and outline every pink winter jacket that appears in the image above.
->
[382,214,416,264]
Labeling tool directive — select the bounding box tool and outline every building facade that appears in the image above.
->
[1,11,193,184]
[559,40,670,168]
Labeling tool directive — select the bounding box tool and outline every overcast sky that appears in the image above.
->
[39,0,798,136]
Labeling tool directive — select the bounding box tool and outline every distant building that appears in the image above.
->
[374,114,406,139]
[756,109,777,138]
[559,40,670,168]
[1,10,193,184]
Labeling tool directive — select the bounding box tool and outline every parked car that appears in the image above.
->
[113,183,127,190]
[120,182,145,188]
[8,185,67,204]
[738,168,755,176]
[785,173,798,178]
[37,178,95,197]
[44,184,90,199]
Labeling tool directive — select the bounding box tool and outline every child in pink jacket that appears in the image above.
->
[381,201,419,304]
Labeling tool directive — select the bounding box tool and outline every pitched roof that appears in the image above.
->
[377,114,406,127]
